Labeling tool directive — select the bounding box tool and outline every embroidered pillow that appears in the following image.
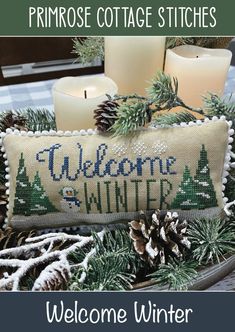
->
[0,117,233,230]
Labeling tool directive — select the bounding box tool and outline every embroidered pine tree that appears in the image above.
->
[171,166,199,210]
[171,145,218,210]
[194,145,218,208]
[29,172,58,215]
[13,153,32,216]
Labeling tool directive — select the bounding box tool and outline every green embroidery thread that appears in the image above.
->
[13,153,32,216]
[30,172,58,214]
[115,181,128,212]
[160,179,173,210]
[171,145,218,210]
[84,182,102,214]
[13,153,57,216]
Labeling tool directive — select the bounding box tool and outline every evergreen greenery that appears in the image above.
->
[71,37,231,64]
[0,54,235,290]
[111,71,204,136]
[14,108,56,132]
[149,259,198,290]
[203,93,235,117]
[111,101,150,136]
[72,37,104,64]
[152,111,197,127]
[188,218,235,264]
[0,108,56,132]
[109,71,235,136]
[69,230,145,291]
[147,72,203,114]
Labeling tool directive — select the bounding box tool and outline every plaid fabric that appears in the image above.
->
[0,67,234,112]
[0,79,56,112]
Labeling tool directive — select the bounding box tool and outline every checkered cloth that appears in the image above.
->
[0,79,56,112]
[0,68,234,112]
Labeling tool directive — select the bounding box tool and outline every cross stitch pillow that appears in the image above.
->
[0,117,233,230]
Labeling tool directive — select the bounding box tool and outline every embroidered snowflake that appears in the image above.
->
[131,141,147,156]
[112,143,127,157]
[152,140,168,156]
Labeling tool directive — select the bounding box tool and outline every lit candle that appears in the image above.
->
[105,37,166,95]
[164,45,232,108]
[52,76,118,131]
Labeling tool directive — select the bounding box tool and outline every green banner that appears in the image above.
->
[0,0,234,36]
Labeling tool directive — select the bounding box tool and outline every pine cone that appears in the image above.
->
[129,210,191,267]
[0,111,28,132]
[94,100,119,132]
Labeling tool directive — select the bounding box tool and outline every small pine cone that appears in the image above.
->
[129,210,191,267]
[0,111,28,132]
[33,261,70,291]
[94,100,119,132]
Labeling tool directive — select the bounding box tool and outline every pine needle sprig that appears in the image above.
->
[70,249,135,291]
[110,71,204,136]
[188,218,235,265]
[147,72,204,114]
[152,112,197,127]
[72,37,104,64]
[111,101,150,136]
[149,259,198,290]
[203,93,235,117]
[69,230,142,291]
[14,108,56,132]
[147,72,178,110]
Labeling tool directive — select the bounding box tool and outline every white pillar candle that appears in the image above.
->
[105,37,166,95]
[164,45,232,108]
[52,76,118,131]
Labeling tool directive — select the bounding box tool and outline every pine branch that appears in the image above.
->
[147,71,204,114]
[188,218,235,265]
[72,37,104,64]
[0,230,105,291]
[149,259,198,290]
[14,108,56,132]
[111,101,150,136]
[69,230,142,291]
[203,93,235,118]
[110,71,204,135]
[152,112,197,127]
